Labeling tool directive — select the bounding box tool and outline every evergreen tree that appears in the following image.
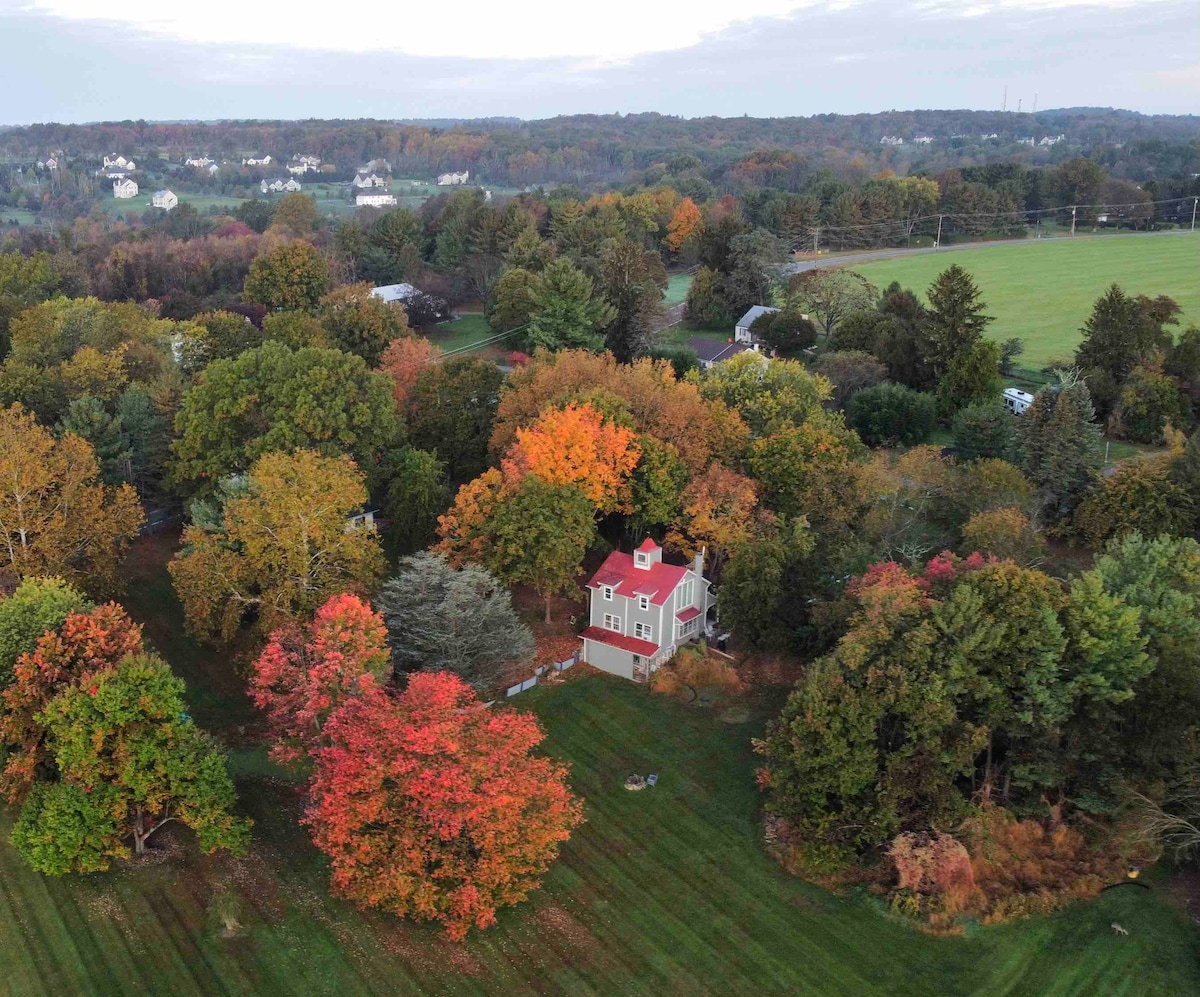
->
[59,396,130,485]
[1016,372,1103,518]
[924,265,992,376]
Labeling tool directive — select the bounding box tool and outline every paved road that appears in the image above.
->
[785,228,1195,275]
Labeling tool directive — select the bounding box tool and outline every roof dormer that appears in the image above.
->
[633,537,662,570]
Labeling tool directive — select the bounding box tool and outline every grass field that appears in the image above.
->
[664,271,694,308]
[850,232,1200,368]
[0,537,1196,996]
[425,314,497,353]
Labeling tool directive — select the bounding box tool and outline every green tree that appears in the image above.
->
[11,654,249,873]
[116,385,172,502]
[0,251,60,358]
[478,477,597,623]
[1117,363,1190,444]
[938,339,1003,416]
[0,577,89,691]
[683,266,729,328]
[486,267,538,333]
[597,238,668,361]
[316,282,411,366]
[924,265,992,376]
[235,198,276,233]
[58,396,130,485]
[243,241,329,313]
[786,268,877,338]
[1016,373,1103,518]
[697,352,831,436]
[171,341,401,491]
[179,310,263,376]
[406,356,502,484]
[377,551,535,688]
[382,445,451,556]
[524,259,612,353]
[718,519,814,652]
[270,193,319,238]
[846,383,937,447]
[952,400,1019,462]
[628,435,689,537]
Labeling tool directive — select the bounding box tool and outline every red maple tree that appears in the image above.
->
[306,671,584,940]
[0,603,144,801]
[249,593,390,765]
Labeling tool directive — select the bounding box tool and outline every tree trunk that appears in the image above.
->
[133,805,146,855]
[544,594,552,625]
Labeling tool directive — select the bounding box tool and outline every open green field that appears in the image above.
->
[0,208,42,228]
[850,232,1200,368]
[664,270,695,308]
[426,314,497,353]
[1,538,1196,996]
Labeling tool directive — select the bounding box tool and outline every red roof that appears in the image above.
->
[580,626,659,656]
[676,605,702,624]
[586,550,688,606]
[636,537,660,553]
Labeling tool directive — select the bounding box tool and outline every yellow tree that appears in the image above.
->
[169,450,384,643]
[0,404,142,594]
[666,463,758,577]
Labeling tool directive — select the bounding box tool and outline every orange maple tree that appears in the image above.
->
[664,197,702,253]
[249,593,390,765]
[0,603,144,802]
[666,462,758,571]
[505,402,640,512]
[306,671,584,940]
[379,336,441,410]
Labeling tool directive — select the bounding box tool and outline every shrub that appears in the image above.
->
[960,507,1044,564]
[846,383,937,447]
[889,831,976,916]
[951,400,1019,462]
[815,350,888,410]
[653,644,741,696]
[1117,364,1191,444]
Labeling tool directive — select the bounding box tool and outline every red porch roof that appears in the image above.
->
[580,626,659,657]
[675,605,702,624]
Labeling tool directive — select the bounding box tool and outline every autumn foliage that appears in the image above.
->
[0,603,144,801]
[505,403,640,512]
[249,593,391,765]
[305,671,584,940]
[379,335,441,409]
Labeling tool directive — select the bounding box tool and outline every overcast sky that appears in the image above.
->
[1,0,1196,124]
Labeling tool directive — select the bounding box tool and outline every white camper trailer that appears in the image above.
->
[1002,387,1035,415]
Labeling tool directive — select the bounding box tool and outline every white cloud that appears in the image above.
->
[24,0,820,59]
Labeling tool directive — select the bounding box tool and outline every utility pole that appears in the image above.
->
[1070,205,1077,237]
[813,228,819,256]
[934,214,943,249]
[1002,86,1007,112]
[1192,197,1198,231]
[1033,93,1038,113]
[1017,98,1022,113]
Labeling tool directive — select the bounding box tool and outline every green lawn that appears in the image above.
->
[663,271,694,308]
[425,314,497,353]
[1,540,1196,995]
[851,232,1200,368]
[0,208,43,228]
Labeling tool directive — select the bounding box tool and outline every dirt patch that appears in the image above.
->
[537,904,592,947]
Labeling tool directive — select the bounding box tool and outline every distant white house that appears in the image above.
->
[436,170,469,186]
[113,178,139,198]
[242,155,272,166]
[152,189,178,211]
[734,305,780,345]
[104,155,135,170]
[185,156,214,169]
[912,135,933,145]
[44,156,59,170]
[1002,387,1035,415]
[207,163,220,176]
[1039,134,1066,146]
[360,158,392,174]
[370,283,416,304]
[353,172,388,188]
[261,178,302,194]
[355,190,397,207]
[100,166,133,180]
[879,136,904,146]
[288,154,322,175]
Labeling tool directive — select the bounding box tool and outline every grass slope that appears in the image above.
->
[0,543,1196,995]
[851,232,1200,367]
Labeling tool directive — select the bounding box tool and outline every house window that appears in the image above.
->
[603,614,621,633]
[634,622,653,641]
[677,618,698,639]
[638,594,650,611]
[635,551,648,567]
[678,577,695,607]
[602,585,614,602]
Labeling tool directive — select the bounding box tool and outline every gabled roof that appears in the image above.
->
[736,305,780,329]
[688,337,751,364]
[586,550,688,606]
[580,626,659,656]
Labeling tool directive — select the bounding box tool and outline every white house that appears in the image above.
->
[242,155,272,166]
[355,190,397,207]
[152,189,178,211]
[45,156,59,170]
[207,163,220,176]
[113,178,139,198]
[1002,387,1035,415]
[436,170,469,186]
[370,283,417,304]
[580,538,711,682]
[913,135,934,145]
[1039,134,1066,146]
[734,305,779,345]
[185,156,214,169]
[104,155,135,169]
[353,172,388,188]
[288,154,321,174]
[260,178,302,194]
[879,136,904,146]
